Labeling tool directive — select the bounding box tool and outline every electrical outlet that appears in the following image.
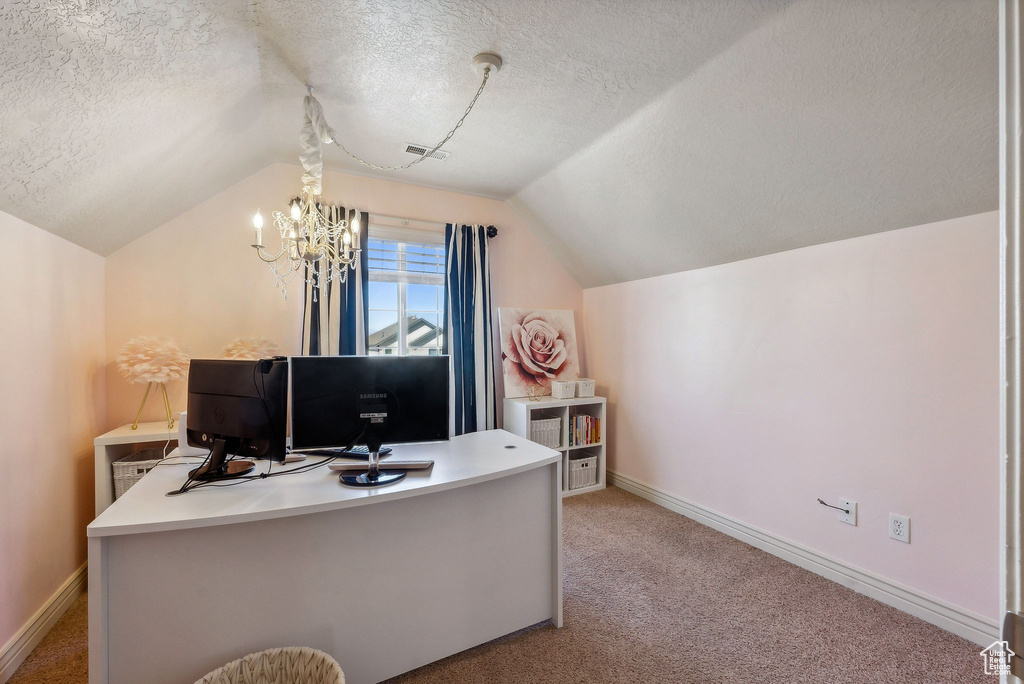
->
[838,499,857,526]
[889,513,910,543]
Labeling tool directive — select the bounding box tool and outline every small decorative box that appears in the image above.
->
[551,380,576,399]
[576,378,595,398]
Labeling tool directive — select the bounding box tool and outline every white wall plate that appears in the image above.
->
[839,498,857,526]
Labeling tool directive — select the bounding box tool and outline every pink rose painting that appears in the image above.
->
[498,308,580,398]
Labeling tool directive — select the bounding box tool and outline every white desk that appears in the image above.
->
[87,430,562,684]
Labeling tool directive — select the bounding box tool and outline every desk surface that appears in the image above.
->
[88,429,559,538]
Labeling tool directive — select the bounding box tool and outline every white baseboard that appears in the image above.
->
[607,470,998,647]
[0,562,87,683]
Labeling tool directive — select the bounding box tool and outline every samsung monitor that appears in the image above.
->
[185,358,288,481]
[289,355,449,486]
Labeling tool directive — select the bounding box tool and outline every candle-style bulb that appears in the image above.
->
[290,200,301,221]
[343,231,351,245]
[253,210,264,230]
[351,213,360,234]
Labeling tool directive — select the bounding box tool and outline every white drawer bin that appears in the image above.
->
[529,417,562,449]
[568,455,598,490]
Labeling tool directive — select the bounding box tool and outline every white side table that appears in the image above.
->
[94,422,177,516]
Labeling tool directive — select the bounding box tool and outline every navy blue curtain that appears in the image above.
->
[301,207,369,355]
[443,224,496,435]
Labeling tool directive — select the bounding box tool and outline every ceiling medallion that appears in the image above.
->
[250,53,502,299]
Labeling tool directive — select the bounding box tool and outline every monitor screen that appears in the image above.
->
[186,358,288,462]
[289,355,449,451]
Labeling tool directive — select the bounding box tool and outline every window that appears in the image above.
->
[367,233,445,356]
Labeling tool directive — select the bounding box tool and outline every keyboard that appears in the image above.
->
[328,460,433,472]
[292,446,392,459]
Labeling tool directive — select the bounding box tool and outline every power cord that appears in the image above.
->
[157,410,184,460]
[169,426,367,496]
[149,411,207,469]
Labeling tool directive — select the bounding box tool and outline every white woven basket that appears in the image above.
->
[529,417,562,448]
[551,380,576,399]
[195,646,344,684]
[576,378,595,398]
[113,447,165,500]
[569,455,598,490]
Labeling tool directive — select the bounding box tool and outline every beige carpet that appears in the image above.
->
[11,487,988,683]
[8,588,88,684]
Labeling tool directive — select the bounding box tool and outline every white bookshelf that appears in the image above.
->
[503,395,606,497]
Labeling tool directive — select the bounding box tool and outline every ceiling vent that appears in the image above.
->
[403,143,451,161]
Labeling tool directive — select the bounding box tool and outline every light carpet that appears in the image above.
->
[10,487,987,683]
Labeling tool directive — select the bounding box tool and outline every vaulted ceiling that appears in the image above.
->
[0,0,998,285]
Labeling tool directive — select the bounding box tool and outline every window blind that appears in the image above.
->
[367,238,445,285]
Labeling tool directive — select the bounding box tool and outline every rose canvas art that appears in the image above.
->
[499,308,580,398]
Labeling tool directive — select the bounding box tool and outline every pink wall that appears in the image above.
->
[583,212,1000,620]
[0,211,105,649]
[104,163,584,428]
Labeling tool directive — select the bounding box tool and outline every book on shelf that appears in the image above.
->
[568,414,601,447]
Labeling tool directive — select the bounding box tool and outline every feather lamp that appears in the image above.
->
[223,337,279,361]
[117,336,190,430]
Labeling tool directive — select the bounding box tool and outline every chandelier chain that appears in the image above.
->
[252,54,499,298]
[330,68,491,171]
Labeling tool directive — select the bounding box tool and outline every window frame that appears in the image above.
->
[366,223,446,356]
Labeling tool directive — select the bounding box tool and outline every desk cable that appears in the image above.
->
[167,426,367,496]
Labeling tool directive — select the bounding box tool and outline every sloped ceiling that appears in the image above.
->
[0,0,997,283]
[511,0,999,287]
[0,1,269,256]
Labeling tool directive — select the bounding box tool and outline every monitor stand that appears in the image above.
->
[189,438,255,481]
[340,435,406,487]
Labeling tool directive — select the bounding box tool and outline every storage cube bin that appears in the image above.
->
[113,447,165,500]
[568,455,598,490]
[529,417,562,449]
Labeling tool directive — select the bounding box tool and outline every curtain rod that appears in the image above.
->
[368,213,498,238]
[368,214,445,232]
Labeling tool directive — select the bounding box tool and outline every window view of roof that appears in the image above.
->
[369,315,443,355]
[367,236,445,356]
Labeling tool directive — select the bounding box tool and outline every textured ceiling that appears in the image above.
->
[0,0,999,279]
[0,0,268,255]
[254,0,787,199]
[0,0,786,255]
[512,0,999,287]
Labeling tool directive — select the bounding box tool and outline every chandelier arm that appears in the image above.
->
[328,68,491,172]
[254,245,290,263]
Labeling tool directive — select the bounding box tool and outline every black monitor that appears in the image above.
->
[289,355,449,486]
[185,358,288,481]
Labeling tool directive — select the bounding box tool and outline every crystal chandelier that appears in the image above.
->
[250,185,360,300]
[250,53,501,299]
[250,90,361,299]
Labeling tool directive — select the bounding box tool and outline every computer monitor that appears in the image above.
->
[289,355,449,486]
[185,358,288,481]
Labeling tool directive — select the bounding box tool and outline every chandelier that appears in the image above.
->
[250,90,362,300]
[250,53,502,299]
[251,186,360,300]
